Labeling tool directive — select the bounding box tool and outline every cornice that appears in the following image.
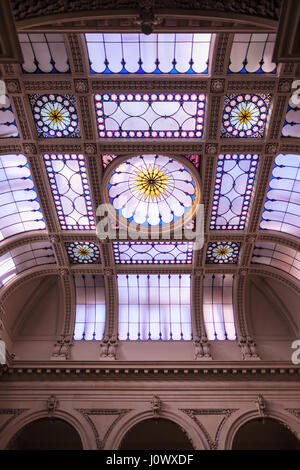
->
[1,362,299,380]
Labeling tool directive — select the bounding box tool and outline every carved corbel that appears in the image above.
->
[47,395,59,416]
[51,334,72,360]
[194,335,212,360]
[151,395,161,417]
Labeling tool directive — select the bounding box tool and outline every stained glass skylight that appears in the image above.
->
[0,95,19,138]
[94,92,206,138]
[73,274,106,340]
[221,94,271,138]
[0,154,45,240]
[66,242,100,264]
[86,33,211,74]
[252,242,300,281]
[44,154,96,230]
[19,33,70,74]
[113,241,193,264]
[109,154,196,226]
[260,154,300,237]
[0,242,55,288]
[210,153,259,230]
[118,274,192,341]
[30,94,80,138]
[206,242,240,264]
[228,33,276,74]
[282,95,300,138]
[203,274,236,341]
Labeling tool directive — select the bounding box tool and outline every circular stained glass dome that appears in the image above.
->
[108,155,197,226]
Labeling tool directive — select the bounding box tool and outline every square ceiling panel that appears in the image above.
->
[29,94,80,138]
[206,241,240,264]
[221,93,271,138]
[66,241,101,264]
[94,92,206,138]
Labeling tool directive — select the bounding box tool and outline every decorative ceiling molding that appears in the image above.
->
[1,363,299,380]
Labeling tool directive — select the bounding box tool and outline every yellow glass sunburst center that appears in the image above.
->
[78,248,89,256]
[48,108,64,124]
[217,248,228,256]
[132,165,171,201]
[237,108,253,124]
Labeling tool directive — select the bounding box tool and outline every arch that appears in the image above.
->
[119,417,194,450]
[232,417,300,450]
[1,409,92,450]
[224,409,300,450]
[105,408,209,450]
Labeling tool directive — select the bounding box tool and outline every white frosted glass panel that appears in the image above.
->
[0,95,19,138]
[252,242,300,281]
[0,154,45,240]
[229,33,276,73]
[86,33,211,74]
[74,275,106,340]
[117,274,191,340]
[203,274,236,340]
[19,33,70,73]
[282,95,300,138]
[0,242,55,288]
[260,154,300,237]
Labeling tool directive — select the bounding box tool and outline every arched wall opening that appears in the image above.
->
[232,417,300,450]
[119,417,194,450]
[6,417,83,450]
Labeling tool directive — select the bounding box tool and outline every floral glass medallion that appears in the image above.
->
[29,94,80,138]
[108,154,196,226]
[221,93,271,138]
[66,242,100,264]
[206,242,240,264]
